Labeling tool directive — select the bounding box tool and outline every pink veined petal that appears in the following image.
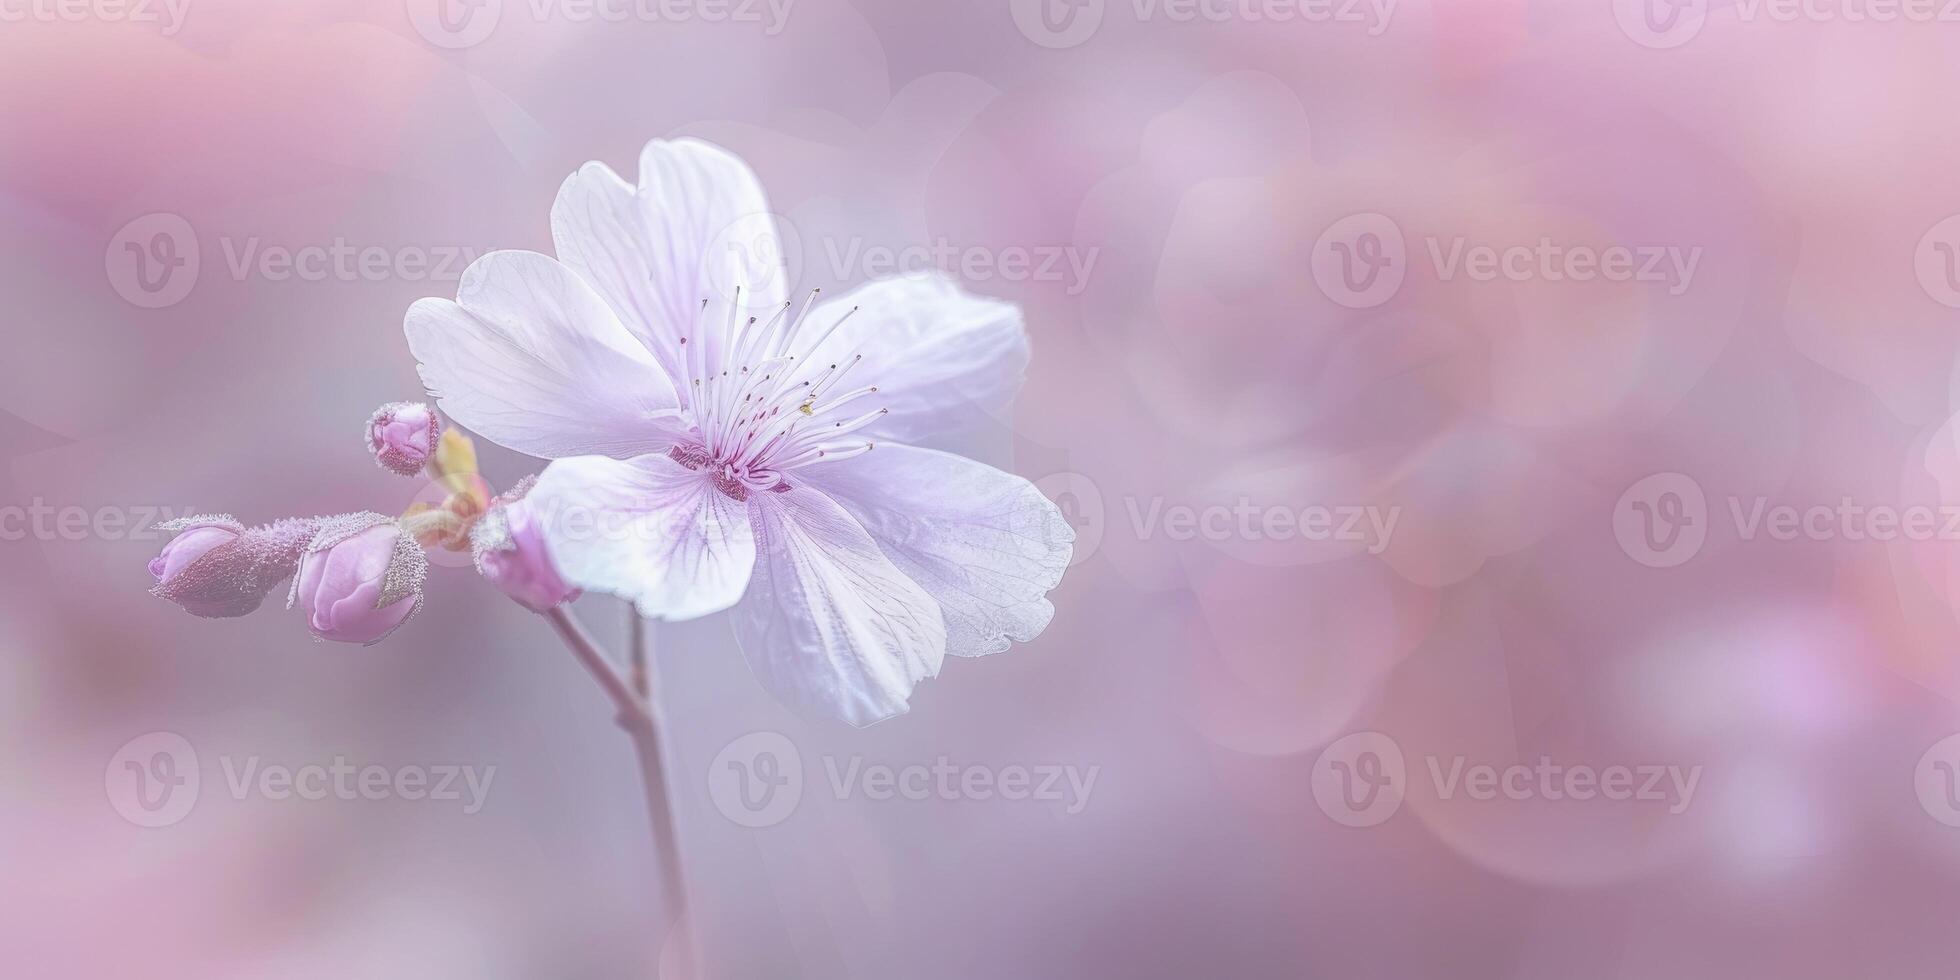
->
[405,250,685,460]
[551,138,785,382]
[803,271,1029,445]
[319,550,388,634]
[528,453,757,620]
[735,487,948,728]
[803,443,1073,658]
[153,526,235,583]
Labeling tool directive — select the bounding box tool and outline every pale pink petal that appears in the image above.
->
[804,444,1072,657]
[803,272,1028,444]
[552,138,784,381]
[528,453,756,620]
[404,250,684,460]
[735,487,947,727]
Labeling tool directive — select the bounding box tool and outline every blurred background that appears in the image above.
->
[9,0,1960,976]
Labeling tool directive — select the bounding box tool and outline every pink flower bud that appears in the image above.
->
[149,523,238,584]
[473,478,579,612]
[291,514,427,644]
[150,516,315,618]
[366,402,441,477]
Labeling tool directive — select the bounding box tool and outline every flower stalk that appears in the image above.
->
[540,606,688,936]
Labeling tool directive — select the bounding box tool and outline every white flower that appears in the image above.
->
[405,138,1073,726]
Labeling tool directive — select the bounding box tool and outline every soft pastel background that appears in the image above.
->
[9,0,1960,976]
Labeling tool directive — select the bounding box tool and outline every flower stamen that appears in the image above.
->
[672,291,885,499]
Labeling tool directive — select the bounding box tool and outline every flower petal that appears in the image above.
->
[529,453,756,620]
[804,272,1029,444]
[552,138,785,382]
[405,250,684,459]
[735,487,947,727]
[804,444,1072,658]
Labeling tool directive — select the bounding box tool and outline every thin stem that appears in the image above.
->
[540,606,688,944]
[629,607,650,699]
[542,606,644,727]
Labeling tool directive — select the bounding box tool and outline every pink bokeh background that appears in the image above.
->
[10,0,1960,976]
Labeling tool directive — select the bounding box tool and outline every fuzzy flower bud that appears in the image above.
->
[290,513,427,644]
[366,402,441,477]
[473,476,579,613]
[149,516,316,618]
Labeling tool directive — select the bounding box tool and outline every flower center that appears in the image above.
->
[671,289,885,501]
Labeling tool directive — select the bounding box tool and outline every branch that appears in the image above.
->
[542,606,647,727]
[629,609,651,699]
[539,606,688,947]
